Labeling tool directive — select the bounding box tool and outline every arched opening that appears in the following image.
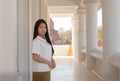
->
[97,9,103,49]
[50,17,73,56]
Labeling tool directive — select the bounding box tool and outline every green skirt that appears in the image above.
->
[33,71,50,81]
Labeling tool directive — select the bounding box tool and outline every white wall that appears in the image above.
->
[53,45,69,56]
[0,0,17,81]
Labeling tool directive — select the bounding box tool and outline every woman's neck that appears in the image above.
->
[39,35,45,39]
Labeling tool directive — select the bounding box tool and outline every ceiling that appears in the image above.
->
[48,6,77,17]
[47,0,82,6]
[47,0,83,17]
[47,0,101,17]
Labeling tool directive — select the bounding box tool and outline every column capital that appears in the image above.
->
[72,14,78,24]
[76,6,86,14]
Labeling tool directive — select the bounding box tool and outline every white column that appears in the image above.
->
[37,0,47,20]
[72,14,80,61]
[17,0,29,81]
[32,0,48,21]
[29,0,40,81]
[77,7,86,62]
[38,0,43,19]
[46,14,51,35]
[44,0,51,27]
[101,0,120,81]
[0,0,17,81]
[32,0,39,23]
[85,1,98,68]
[38,0,50,35]
[44,0,48,21]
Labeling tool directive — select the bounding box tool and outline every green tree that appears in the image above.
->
[98,26,102,40]
[98,26,103,48]
[58,27,72,44]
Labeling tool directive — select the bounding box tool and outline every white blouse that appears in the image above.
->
[32,36,52,72]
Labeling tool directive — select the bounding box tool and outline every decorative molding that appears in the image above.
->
[84,0,99,3]
[76,7,86,14]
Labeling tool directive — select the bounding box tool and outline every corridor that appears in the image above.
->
[51,56,102,81]
[1,0,120,81]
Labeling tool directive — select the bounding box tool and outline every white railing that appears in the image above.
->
[81,49,87,54]
[82,49,120,81]
[81,48,87,62]
[81,48,103,60]
[90,49,103,60]
[110,53,120,69]
[89,49,103,79]
[109,53,120,81]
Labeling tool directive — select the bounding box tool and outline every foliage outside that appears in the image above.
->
[98,26,103,48]
[53,27,72,45]
[51,25,103,48]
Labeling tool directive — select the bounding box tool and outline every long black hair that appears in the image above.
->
[33,19,54,54]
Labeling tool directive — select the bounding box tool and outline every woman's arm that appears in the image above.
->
[51,58,56,69]
[32,53,52,68]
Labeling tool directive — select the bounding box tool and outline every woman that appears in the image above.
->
[32,19,56,81]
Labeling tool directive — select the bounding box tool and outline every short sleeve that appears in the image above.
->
[32,40,40,55]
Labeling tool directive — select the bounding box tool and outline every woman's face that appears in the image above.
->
[38,23,47,37]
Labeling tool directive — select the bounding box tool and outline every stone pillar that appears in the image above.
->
[72,14,80,61]
[44,0,51,31]
[29,0,34,81]
[101,0,120,81]
[37,0,50,30]
[0,0,17,81]
[37,0,48,20]
[76,7,86,62]
[32,0,48,21]
[85,0,98,68]
[38,0,44,19]
[17,0,29,81]
[32,0,38,23]
[38,0,50,36]
[44,0,49,21]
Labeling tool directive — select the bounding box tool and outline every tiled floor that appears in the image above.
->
[51,56,103,81]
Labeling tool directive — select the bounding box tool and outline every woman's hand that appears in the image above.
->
[51,58,56,69]
[47,61,53,69]
[32,54,56,69]
[47,59,56,69]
